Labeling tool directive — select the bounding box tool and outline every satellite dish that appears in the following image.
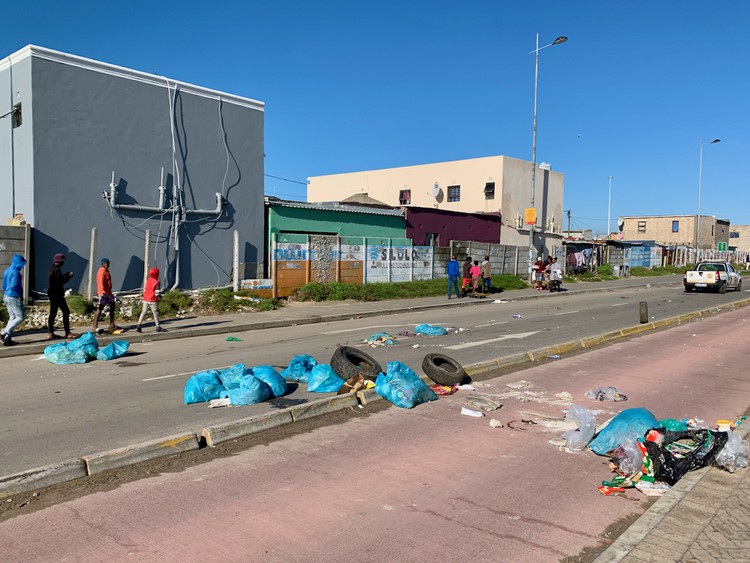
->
[617,217,624,229]
[432,182,440,198]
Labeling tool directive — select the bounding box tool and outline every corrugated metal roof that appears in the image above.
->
[265,198,404,217]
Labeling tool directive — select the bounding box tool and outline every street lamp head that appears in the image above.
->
[553,36,568,45]
[710,139,721,144]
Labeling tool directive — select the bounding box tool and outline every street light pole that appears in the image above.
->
[528,34,567,278]
[695,138,720,254]
[607,176,613,240]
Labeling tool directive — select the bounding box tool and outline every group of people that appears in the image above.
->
[0,253,166,346]
[446,255,492,299]
[532,255,564,292]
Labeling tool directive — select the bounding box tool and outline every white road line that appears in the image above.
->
[475,321,509,328]
[142,364,236,382]
[554,311,578,316]
[322,324,414,335]
[610,303,629,307]
[446,331,539,350]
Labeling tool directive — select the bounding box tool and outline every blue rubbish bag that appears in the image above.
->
[250,365,287,398]
[216,364,247,390]
[415,323,448,336]
[307,364,345,393]
[281,354,318,383]
[375,360,438,409]
[184,370,225,404]
[96,340,130,361]
[43,332,100,364]
[226,373,273,405]
[589,407,660,455]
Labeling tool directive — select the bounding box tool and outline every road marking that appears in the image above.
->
[611,303,629,307]
[445,331,539,350]
[475,321,509,328]
[321,324,411,335]
[554,310,578,316]
[142,364,236,382]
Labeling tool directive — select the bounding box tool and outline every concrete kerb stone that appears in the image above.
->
[82,433,201,475]
[289,394,359,422]
[202,409,294,447]
[0,459,88,498]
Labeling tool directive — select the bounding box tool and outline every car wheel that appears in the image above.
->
[330,346,383,382]
[737,279,743,292]
[684,285,694,292]
[421,353,467,386]
[719,282,727,294]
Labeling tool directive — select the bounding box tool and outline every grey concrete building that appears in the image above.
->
[0,45,265,297]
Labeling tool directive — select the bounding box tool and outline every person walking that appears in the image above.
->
[470,260,482,293]
[47,253,77,340]
[532,255,545,290]
[92,258,120,334]
[461,256,472,297]
[135,267,166,333]
[1,254,27,346]
[446,256,460,299]
[481,255,492,293]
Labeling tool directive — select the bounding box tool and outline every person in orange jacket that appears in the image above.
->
[92,258,120,333]
[135,267,166,333]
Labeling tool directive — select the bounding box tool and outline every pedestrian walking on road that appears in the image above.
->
[1,254,27,346]
[47,253,77,340]
[461,256,472,296]
[135,267,166,333]
[446,256,460,299]
[481,255,492,293]
[470,260,482,293]
[92,258,121,334]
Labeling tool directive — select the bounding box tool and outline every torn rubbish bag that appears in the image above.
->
[643,429,728,485]
[588,407,659,455]
[281,354,317,383]
[374,361,438,409]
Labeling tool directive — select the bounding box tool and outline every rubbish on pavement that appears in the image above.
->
[643,429,728,486]
[429,384,457,396]
[249,365,287,397]
[216,363,246,390]
[506,380,531,389]
[585,386,628,402]
[184,364,275,406]
[506,420,526,431]
[375,361,438,409]
[555,392,574,401]
[456,384,476,391]
[465,394,503,412]
[714,430,750,473]
[658,418,688,432]
[548,438,567,447]
[365,332,397,347]
[226,373,272,406]
[588,407,659,455]
[634,481,671,496]
[521,419,538,425]
[307,364,346,393]
[44,332,100,364]
[412,344,421,349]
[563,405,597,451]
[338,374,366,395]
[330,346,383,381]
[547,354,561,359]
[96,340,129,361]
[597,486,626,496]
[225,336,242,342]
[422,353,467,386]
[493,299,509,303]
[610,439,643,474]
[513,314,523,318]
[716,419,733,432]
[414,323,448,336]
[281,354,318,383]
[184,370,224,404]
[208,398,232,408]
[489,419,504,428]
[461,407,484,418]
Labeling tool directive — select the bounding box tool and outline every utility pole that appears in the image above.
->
[565,209,571,238]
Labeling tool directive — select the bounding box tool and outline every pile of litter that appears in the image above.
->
[44,332,129,364]
[184,363,288,406]
[364,332,397,347]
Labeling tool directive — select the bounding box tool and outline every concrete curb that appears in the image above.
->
[1,289,746,500]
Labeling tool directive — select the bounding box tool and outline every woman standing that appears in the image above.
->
[47,253,77,339]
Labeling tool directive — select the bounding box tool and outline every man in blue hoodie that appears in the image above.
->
[1,254,27,346]
[446,255,460,299]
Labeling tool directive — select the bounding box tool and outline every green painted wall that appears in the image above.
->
[267,205,406,240]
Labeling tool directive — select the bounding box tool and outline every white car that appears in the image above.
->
[683,261,743,294]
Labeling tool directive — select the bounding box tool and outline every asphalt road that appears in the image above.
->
[0,281,747,477]
[3,304,749,562]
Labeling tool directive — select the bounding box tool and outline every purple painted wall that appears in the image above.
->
[405,207,501,246]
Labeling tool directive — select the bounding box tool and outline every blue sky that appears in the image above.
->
[4,1,748,235]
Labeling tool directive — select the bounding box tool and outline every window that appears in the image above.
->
[447,185,460,202]
[484,182,495,200]
[424,233,438,246]
[637,221,646,233]
[730,231,740,238]
[672,220,679,233]
[12,103,22,128]
[398,189,411,205]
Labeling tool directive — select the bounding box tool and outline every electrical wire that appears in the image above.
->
[264,173,306,185]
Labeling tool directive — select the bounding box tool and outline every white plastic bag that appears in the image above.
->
[714,430,750,473]
[563,405,597,451]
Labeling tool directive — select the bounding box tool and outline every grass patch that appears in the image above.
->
[630,265,690,277]
[66,294,94,315]
[159,290,193,317]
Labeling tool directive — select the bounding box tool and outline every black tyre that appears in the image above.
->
[719,282,727,294]
[421,353,467,386]
[684,285,694,292]
[330,346,383,382]
[736,279,743,292]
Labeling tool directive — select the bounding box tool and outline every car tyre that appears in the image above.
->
[736,279,743,292]
[684,285,694,292]
[719,282,727,294]
[330,346,383,382]
[422,353,467,386]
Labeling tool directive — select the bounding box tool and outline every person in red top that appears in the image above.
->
[136,267,166,333]
[92,258,120,333]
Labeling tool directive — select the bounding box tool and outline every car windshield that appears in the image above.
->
[697,263,725,272]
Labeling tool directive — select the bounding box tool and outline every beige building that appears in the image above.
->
[619,214,730,249]
[729,225,750,252]
[307,155,565,252]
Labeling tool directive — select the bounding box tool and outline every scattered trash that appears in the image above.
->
[563,405,597,451]
[281,354,317,383]
[512,314,523,319]
[338,374,366,395]
[555,392,574,402]
[597,486,626,496]
[44,332,101,364]
[506,420,526,431]
[506,380,531,389]
[465,394,503,412]
[225,336,243,342]
[375,361,438,409]
[365,332,397,347]
[489,419,504,428]
[521,419,538,425]
[714,429,750,473]
[412,344,421,349]
[547,354,561,360]
[493,299,509,304]
[461,407,484,418]
[588,407,658,455]
[456,384,476,391]
[96,340,129,361]
[635,481,671,496]
[716,419,733,432]
[415,324,448,336]
[643,429,728,486]
[430,384,458,396]
[307,364,346,393]
[585,386,628,402]
[249,365,287,398]
[548,438,567,447]
[208,398,231,408]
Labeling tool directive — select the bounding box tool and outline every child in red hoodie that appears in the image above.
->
[135,268,166,333]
